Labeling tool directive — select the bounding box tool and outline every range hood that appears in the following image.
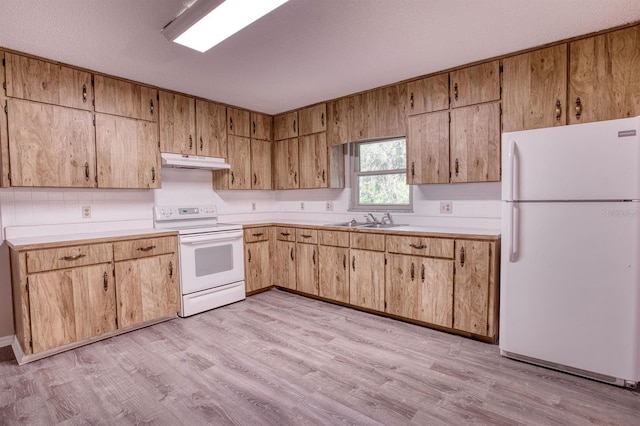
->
[161,152,230,170]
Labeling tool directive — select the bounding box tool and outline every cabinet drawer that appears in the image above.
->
[386,235,454,258]
[350,232,385,251]
[244,227,270,243]
[296,228,318,244]
[113,236,177,261]
[26,243,113,274]
[275,227,296,242]
[318,230,349,247]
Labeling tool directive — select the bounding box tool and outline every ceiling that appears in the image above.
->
[1,0,639,115]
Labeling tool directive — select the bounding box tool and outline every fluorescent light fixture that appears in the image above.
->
[163,0,290,53]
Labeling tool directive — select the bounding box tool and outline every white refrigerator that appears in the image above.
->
[500,116,640,388]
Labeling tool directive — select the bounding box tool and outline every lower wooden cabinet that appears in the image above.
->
[273,227,296,290]
[318,245,349,303]
[244,228,271,293]
[349,248,385,312]
[296,229,319,295]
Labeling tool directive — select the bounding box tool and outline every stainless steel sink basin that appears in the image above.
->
[358,223,404,229]
[326,221,368,228]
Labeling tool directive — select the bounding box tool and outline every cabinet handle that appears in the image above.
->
[290,247,294,261]
[253,121,256,135]
[293,119,296,133]
[410,93,414,109]
[410,262,415,281]
[555,100,562,121]
[253,173,257,185]
[103,272,108,291]
[455,159,459,176]
[321,112,325,127]
[248,248,251,262]
[352,255,355,271]
[60,254,86,261]
[322,169,326,183]
[411,162,415,179]
[150,99,154,116]
[137,245,156,252]
[409,243,426,250]
[312,250,316,265]
[189,135,193,150]
[421,264,425,283]
[294,172,297,185]
[84,162,90,181]
[169,261,173,278]
[301,234,312,238]
[575,97,582,120]
[460,246,465,267]
[229,117,233,131]
[252,232,263,237]
[454,83,459,101]
[280,232,291,236]
[231,171,235,184]
[343,254,346,269]
[200,136,204,151]
[82,84,88,103]
[151,167,156,183]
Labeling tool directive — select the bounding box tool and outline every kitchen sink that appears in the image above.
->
[358,223,405,229]
[325,221,368,228]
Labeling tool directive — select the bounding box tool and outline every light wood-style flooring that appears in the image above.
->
[1,289,639,425]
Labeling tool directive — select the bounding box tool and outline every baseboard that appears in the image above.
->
[0,334,14,348]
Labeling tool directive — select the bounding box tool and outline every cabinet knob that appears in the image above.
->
[82,84,88,103]
[555,100,562,121]
[575,97,582,120]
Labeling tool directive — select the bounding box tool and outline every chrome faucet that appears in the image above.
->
[381,212,393,225]
[366,213,379,224]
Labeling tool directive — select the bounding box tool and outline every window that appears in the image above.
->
[350,138,412,211]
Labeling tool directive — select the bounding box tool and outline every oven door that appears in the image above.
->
[178,229,244,295]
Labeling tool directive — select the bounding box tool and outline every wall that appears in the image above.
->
[0,168,500,344]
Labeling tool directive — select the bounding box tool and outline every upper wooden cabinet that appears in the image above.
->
[407,111,450,185]
[273,137,299,189]
[298,132,328,189]
[250,112,272,141]
[406,73,449,116]
[227,107,250,138]
[4,53,92,111]
[503,44,568,132]
[159,91,196,155]
[7,98,96,187]
[214,135,251,190]
[569,25,640,125]
[196,99,227,158]
[94,75,157,122]
[274,111,298,140]
[450,61,500,108]
[250,139,272,190]
[366,84,407,139]
[298,103,327,136]
[328,93,368,146]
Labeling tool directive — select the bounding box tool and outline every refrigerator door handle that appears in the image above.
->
[509,203,520,262]
[509,140,519,201]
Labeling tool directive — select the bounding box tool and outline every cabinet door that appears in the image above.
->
[95,113,161,189]
[420,258,454,327]
[274,111,298,140]
[453,240,490,336]
[228,135,251,189]
[296,243,318,295]
[450,61,500,108]
[115,253,179,328]
[406,73,449,115]
[195,99,227,157]
[5,53,92,110]
[385,254,419,319]
[250,139,272,190]
[94,75,157,122]
[29,263,116,353]
[299,132,328,189]
[450,102,500,183]
[7,98,96,187]
[227,107,250,137]
[273,137,299,189]
[245,241,271,293]
[366,84,407,139]
[250,112,272,141]
[569,26,640,124]
[349,249,385,311]
[328,94,368,146]
[299,103,327,136]
[407,111,449,184]
[503,44,568,132]
[159,91,196,154]
[273,240,296,290]
[318,245,349,303]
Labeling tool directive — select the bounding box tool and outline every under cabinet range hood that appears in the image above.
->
[161,152,230,170]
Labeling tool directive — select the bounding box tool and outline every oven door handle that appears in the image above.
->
[180,232,243,245]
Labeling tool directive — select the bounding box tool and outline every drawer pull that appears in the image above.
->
[280,232,291,237]
[409,243,426,250]
[103,272,108,291]
[301,234,313,238]
[60,254,86,261]
[137,245,156,252]
[252,232,264,237]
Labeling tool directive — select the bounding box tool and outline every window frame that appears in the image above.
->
[349,138,413,212]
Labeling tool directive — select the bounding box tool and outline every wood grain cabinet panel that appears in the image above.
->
[327,93,368,146]
[299,133,328,188]
[386,235,454,258]
[227,107,251,137]
[406,73,449,116]
[113,236,176,261]
[196,99,227,158]
[213,135,251,189]
[244,227,270,243]
[349,249,385,311]
[318,245,349,303]
[318,230,349,247]
[450,61,500,108]
[502,44,568,132]
[4,52,92,110]
[296,243,318,295]
[406,111,450,184]
[94,75,157,122]
[366,84,407,139]
[250,139,272,190]
[26,243,112,274]
[273,239,296,290]
[569,25,640,124]
[273,138,299,189]
[350,232,385,251]
[274,111,298,140]
[29,262,116,353]
[95,113,161,189]
[450,102,501,183]
[7,98,96,187]
[299,103,327,136]
[245,240,271,293]
[159,91,196,155]
[296,228,318,244]
[251,112,272,141]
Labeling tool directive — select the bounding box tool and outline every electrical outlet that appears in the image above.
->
[82,205,92,219]
[325,201,333,211]
[440,201,452,214]
[251,202,256,211]
[300,202,305,211]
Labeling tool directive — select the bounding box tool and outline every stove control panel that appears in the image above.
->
[154,205,218,221]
